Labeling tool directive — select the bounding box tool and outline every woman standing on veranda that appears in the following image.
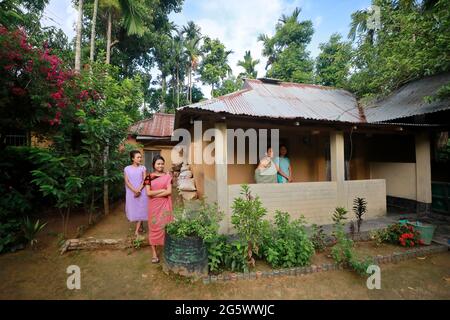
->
[145,155,173,263]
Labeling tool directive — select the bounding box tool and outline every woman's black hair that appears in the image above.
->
[129,150,141,162]
[152,155,165,170]
[279,144,288,157]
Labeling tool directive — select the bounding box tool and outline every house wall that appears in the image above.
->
[370,162,417,200]
[225,179,386,230]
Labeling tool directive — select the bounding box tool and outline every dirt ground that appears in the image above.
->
[0,203,449,300]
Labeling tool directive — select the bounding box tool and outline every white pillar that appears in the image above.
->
[415,132,432,213]
[330,131,345,206]
[215,122,229,233]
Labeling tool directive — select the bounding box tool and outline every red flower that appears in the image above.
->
[11,86,26,96]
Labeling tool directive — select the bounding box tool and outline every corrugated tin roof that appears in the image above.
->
[128,113,174,137]
[178,75,450,125]
[364,73,450,123]
[179,79,363,123]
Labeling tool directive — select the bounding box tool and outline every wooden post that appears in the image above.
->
[330,131,345,207]
[215,122,229,234]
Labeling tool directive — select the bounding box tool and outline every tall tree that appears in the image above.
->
[75,0,84,72]
[89,0,99,62]
[315,33,352,87]
[199,37,233,96]
[237,50,260,79]
[258,7,314,83]
[182,21,202,103]
[100,0,145,64]
[348,0,450,97]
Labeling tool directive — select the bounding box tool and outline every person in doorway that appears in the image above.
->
[274,144,293,183]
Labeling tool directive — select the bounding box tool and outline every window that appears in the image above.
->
[4,130,27,146]
[144,150,161,172]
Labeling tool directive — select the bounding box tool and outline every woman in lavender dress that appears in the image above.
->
[124,150,148,237]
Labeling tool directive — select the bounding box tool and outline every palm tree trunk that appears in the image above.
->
[161,75,166,103]
[189,64,192,103]
[106,9,112,64]
[176,65,180,108]
[89,0,99,63]
[186,64,191,101]
[74,0,83,72]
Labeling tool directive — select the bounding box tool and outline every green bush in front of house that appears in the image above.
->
[260,211,314,269]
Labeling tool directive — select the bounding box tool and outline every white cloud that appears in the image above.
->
[314,16,323,28]
[42,0,76,39]
[171,0,312,97]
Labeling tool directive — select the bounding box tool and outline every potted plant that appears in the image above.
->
[164,201,223,279]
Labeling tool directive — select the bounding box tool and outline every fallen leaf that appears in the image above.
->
[443,277,450,282]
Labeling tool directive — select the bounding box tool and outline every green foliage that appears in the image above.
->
[310,224,327,252]
[315,33,352,87]
[237,50,259,79]
[261,211,314,268]
[223,240,249,273]
[424,82,450,103]
[166,201,223,242]
[231,184,267,266]
[199,37,233,96]
[332,207,348,225]
[205,235,249,273]
[0,219,22,253]
[29,148,86,237]
[371,222,422,247]
[331,206,373,276]
[133,237,144,249]
[213,76,243,97]
[348,0,450,98]
[21,217,47,248]
[258,7,314,83]
[353,197,367,233]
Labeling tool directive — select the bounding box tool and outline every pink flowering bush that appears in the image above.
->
[0,25,75,133]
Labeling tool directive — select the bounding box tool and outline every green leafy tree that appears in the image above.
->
[258,7,314,83]
[348,0,450,98]
[237,50,259,79]
[199,37,233,96]
[315,33,352,87]
[214,76,243,97]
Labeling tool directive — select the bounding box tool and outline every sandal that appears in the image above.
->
[151,257,160,264]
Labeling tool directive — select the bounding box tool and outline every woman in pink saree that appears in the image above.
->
[144,155,173,263]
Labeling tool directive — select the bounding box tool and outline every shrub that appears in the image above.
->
[206,235,249,273]
[353,197,367,233]
[371,223,422,247]
[261,211,314,268]
[310,224,327,252]
[21,217,47,248]
[231,184,267,267]
[166,201,223,242]
[331,207,374,276]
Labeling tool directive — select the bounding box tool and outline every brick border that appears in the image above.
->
[201,244,448,284]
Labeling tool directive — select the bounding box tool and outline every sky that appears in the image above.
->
[42,0,372,97]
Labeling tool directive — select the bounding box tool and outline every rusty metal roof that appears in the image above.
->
[363,73,450,123]
[128,113,174,137]
[179,79,363,123]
